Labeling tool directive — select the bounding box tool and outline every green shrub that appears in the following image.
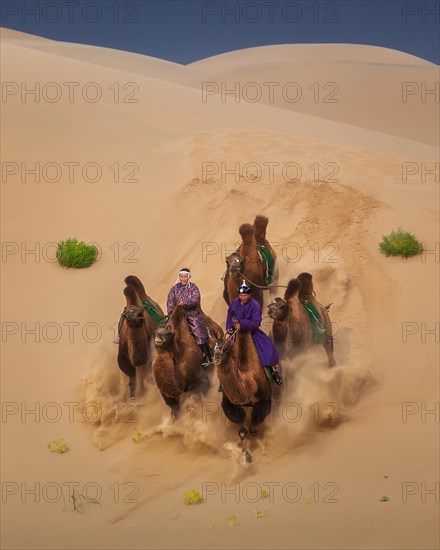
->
[379,228,423,258]
[182,489,202,505]
[56,238,98,268]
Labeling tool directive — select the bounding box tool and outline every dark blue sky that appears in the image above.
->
[1,0,439,64]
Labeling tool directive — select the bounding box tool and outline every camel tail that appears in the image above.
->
[297,272,314,296]
[124,284,142,307]
[284,278,302,301]
[124,275,147,300]
[253,215,269,242]
[239,223,255,244]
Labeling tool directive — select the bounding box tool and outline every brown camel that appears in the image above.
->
[117,276,166,399]
[117,284,150,399]
[152,304,211,419]
[268,272,336,367]
[213,331,273,463]
[223,216,277,307]
[253,214,278,296]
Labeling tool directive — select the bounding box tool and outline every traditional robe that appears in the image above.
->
[166,282,208,345]
[226,297,279,366]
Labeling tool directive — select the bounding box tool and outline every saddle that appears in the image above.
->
[257,244,275,285]
[141,299,168,327]
[300,298,325,344]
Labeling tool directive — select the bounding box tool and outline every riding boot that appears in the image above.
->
[270,365,283,385]
[199,343,213,367]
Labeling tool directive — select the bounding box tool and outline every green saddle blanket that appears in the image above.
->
[258,244,275,285]
[302,301,325,344]
[141,299,168,327]
[116,299,167,338]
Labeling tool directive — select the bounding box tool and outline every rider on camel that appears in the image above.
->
[166,267,213,367]
[224,280,283,386]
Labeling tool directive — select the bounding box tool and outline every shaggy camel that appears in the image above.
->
[213,331,274,463]
[268,273,336,367]
[152,304,211,419]
[224,216,277,307]
[117,284,150,399]
[125,275,166,331]
[117,276,166,399]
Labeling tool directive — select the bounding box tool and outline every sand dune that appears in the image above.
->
[1,30,439,549]
[188,44,439,146]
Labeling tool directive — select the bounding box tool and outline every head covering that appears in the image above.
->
[175,267,191,286]
[238,280,251,294]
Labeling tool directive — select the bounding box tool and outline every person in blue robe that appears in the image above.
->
[223,280,283,388]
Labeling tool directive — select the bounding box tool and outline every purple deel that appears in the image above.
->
[226,297,279,367]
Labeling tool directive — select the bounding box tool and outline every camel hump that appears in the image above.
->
[239,223,255,244]
[124,284,142,307]
[124,275,147,299]
[297,272,314,296]
[284,278,302,300]
[253,215,269,242]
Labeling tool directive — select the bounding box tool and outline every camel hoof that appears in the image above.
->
[238,426,248,441]
[243,449,253,463]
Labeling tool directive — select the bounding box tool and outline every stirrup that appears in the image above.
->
[271,366,283,385]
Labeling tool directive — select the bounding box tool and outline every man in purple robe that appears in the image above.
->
[167,267,212,366]
[225,280,283,385]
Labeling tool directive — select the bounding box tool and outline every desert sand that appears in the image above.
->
[1,28,439,549]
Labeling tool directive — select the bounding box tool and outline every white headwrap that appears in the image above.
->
[175,269,191,286]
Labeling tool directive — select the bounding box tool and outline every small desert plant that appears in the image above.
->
[66,490,101,514]
[56,238,98,268]
[227,514,240,526]
[47,438,70,454]
[182,488,203,505]
[132,429,147,444]
[379,228,423,258]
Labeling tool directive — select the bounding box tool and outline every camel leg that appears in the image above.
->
[323,338,336,367]
[249,399,272,436]
[221,395,252,462]
[117,353,136,398]
[135,365,147,398]
[239,431,252,463]
[161,394,180,421]
[128,377,137,399]
[221,394,246,425]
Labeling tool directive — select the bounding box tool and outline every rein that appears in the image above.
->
[217,328,238,354]
[237,270,289,290]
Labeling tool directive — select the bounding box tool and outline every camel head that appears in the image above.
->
[226,251,244,278]
[267,297,288,321]
[123,306,145,328]
[154,326,173,348]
